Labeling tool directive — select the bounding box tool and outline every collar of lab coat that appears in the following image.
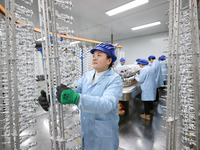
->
[143,65,148,68]
[95,68,114,76]
[91,68,114,85]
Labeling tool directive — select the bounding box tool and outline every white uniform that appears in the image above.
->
[75,68,123,150]
[151,59,163,88]
[135,65,156,100]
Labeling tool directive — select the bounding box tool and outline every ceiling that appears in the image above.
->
[68,0,169,42]
[0,0,170,42]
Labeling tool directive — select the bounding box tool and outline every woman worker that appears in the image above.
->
[38,43,123,150]
[135,59,156,120]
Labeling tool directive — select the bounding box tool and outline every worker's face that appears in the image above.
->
[92,50,112,73]
[149,59,154,63]
[120,61,125,65]
[139,64,144,68]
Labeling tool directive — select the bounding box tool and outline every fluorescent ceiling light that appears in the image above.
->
[131,21,161,31]
[105,0,149,16]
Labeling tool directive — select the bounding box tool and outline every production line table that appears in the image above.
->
[120,82,141,116]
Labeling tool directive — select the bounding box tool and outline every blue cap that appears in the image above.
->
[120,57,126,62]
[159,55,166,60]
[148,55,156,60]
[161,55,166,60]
[138,59,149,65]
[136,58,140,62]
[90,43,117,63]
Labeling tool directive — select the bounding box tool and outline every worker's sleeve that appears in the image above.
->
[151,62,156,69]
[135,69,145,83]
[151,62,157,75]
[73,74,85,93]
[77,76,123,114]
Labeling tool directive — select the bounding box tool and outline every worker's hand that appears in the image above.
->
[56,84,71,103]
[135,74,138,78]
[38,90,50,111]
[56,84,80,105]
[135,73,140,81]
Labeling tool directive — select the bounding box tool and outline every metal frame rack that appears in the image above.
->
[38,0,122,149]
[0,0,37,150]
[166,0,200,149]
[0,1,122,149]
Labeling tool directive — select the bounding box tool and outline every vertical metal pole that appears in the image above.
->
[42,0,58,150]
[5,0,14,149]
[11,0,20,149]
[50,0,65,149]
[81,49,84,76]
[37,0,54,149]
[0,29,5,150]
[170,0,177,149]
[173,1,181,149]
[0,71,3,149]
[166,0,173,149]
[173,1,182,149]
[42,0,59,149]
[190,0,200,149]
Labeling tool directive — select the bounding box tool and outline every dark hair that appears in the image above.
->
[106,54,113,68]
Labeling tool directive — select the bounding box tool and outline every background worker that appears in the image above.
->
[134,58,140,65]
[158,55,168,85]
[135,59,156,120]
[115,57,126,73]
[148,55,163,102]
[38,43,123,150]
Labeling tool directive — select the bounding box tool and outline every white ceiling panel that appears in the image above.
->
[70,0,169,41]
[0,0,170,42]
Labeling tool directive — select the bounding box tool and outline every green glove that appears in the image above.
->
[61,89,80,105]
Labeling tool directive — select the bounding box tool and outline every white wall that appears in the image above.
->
[115,32,168,65]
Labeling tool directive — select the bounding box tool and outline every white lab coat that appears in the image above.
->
[135,65,156,101]
[151,59,163,88]
[159,60,167,81]
[74,68,123,150]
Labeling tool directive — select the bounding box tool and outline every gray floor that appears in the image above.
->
[118,91,166,150]
[28,81,166,150]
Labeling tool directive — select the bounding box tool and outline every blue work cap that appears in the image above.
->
[159,55,166,60]
[120,57,126,62]
[138,59,149,65]
[136,58,140,62]
[90,43,117,63]
[161,55,166,60]
[148,55,156,60]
